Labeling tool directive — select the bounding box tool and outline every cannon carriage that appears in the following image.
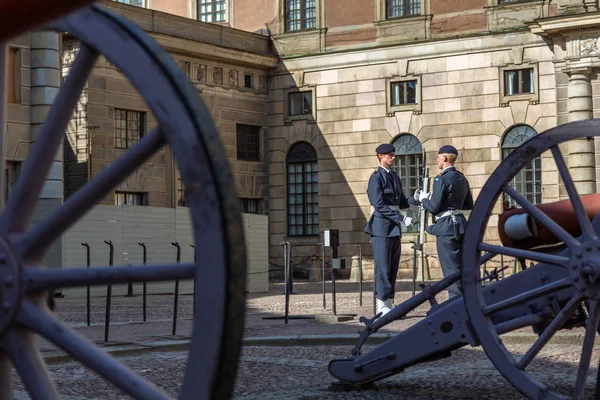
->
[329,122,600,400]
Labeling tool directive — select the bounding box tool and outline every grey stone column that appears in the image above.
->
[30,31,63,270]
[567,70,596,195]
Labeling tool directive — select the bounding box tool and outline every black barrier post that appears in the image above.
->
[281,241,290,325]
[318,243,325,309]
[357,245,363,307]
[172,242,181,335]
[190,244,196,317]
[125,264,134,297]
[138,242,147,322]
[324,229,339,316]
[104,240,114,342]
[81,243,91,326]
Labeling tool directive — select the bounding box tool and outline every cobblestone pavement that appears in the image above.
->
[12,344,599,399]
[10,280,594,399]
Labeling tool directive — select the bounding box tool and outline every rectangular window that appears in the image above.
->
[114,109,144,149]
[286,0,316,32]
[5,47,19,104]
[390,80,417,106]
[240,198,262,214]
[236,124,261,161]
[115,191,146,206]
[289,91,313,116]
[244,74,253,89]
[115,0,146,6]
[387,0,420,19]
[198,0,227,22]
[504,68,534,96]
[287,162,319,236]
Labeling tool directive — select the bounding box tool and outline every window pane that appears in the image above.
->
[521,68,533,93]
[406,80,416,103]
[289,93,302,115]
[302,92,312,115]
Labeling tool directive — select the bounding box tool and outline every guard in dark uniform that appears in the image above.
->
[365,143,418,315]
[416,145,473,298]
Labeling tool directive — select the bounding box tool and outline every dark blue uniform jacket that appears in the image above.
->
[364,166,417,237]
[422,166,474,237]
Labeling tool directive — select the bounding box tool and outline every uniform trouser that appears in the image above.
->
[436,235,461,297]
[371,236,400,301]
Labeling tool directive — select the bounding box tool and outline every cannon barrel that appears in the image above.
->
[497,193,600,250]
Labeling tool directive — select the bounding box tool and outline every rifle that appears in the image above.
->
[412,155,430,295]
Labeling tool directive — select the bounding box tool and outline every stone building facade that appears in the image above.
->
[63,1,276,213]
[5,0,600,281]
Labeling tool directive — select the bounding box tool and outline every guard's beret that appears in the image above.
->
[375,143,395,154]
[438,145,458,155]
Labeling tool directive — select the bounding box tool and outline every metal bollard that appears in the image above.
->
[138,242,147,322]
[81,243,91,326]
[286,241,293,295]
[281,241,289,325]
[125,264,134,297]
[190,244,196,318]
[318,243,326,309]
[332,260,337,316]
[357,245,363,307]
[104,240,114,342]
[171,242,181,335]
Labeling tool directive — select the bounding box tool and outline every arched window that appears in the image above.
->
[287,142,319,236]
[391,134,423,233]
[502,125,542,206]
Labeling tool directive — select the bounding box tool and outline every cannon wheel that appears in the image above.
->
[0,5,246,400]
[462,119,600,399]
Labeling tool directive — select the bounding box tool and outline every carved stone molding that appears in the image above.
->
[213,67,223,85]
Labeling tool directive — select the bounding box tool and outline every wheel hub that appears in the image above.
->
[570,240,600,300]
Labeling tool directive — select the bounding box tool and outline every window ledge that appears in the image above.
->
[374,14,430,26]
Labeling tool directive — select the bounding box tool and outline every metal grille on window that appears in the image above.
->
[286,0,316,31]
[240,198,262,214]
[387,0,420,18]
[198,0,227,22]
[114,109,143,149]
[502,125,542,206]
[391,134,423,233]
[287,142,319,236]
[236,124,261,161]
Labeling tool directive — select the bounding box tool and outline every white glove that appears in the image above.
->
[413,189,421,202]
[403,216,413,227]
[418,191,430,202]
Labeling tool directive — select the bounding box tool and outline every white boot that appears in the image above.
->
[376,299,391,316]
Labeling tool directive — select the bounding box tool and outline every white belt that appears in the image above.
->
[435,210,463,221]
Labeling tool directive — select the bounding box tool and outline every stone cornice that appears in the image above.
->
[528,11,600,37]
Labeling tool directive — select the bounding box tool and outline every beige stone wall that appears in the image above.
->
[268,31,560,277]
[64,3,276,208]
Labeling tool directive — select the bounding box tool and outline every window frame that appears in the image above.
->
[391,134,423,234]
[386,75,421,115]
[236,124,261,162]
[113,108,145,149]
[386,0,421,19]
[196,0,229,23]
[115,0,147,7]
[501,125,542,207]
[499,63,538,106]
[285,0,317,32]
[284,87,316,123]
[286,142,319,237]
[115,191,147,206]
